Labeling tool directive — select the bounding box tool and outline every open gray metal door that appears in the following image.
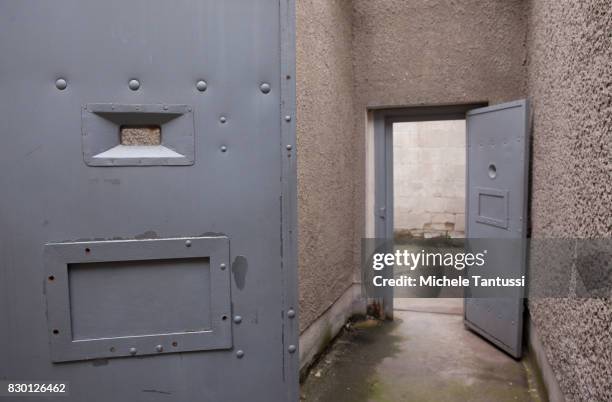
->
[464,100,529,359]
[0,1,298,401]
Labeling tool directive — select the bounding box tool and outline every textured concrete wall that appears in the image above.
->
[296,0,356,332]
[324,0,528,310]
[298,3,611,398]
[352,0,528,269]
[393,121,466,239]
[351,0,527,108]
[525,1,612,401]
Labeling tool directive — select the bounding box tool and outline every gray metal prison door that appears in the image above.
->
[464,100,529,358]
[0,1,298,401]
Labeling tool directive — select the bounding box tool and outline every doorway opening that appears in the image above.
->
[393,120,466,241]
[392,119,466,312]
[370,104,485,315]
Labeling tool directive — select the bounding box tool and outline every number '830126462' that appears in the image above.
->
[1,381,68,396]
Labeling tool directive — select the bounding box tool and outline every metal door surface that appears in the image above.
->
[0,1,298,401]
[464,100,529,358]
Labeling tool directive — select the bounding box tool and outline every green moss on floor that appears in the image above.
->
[301,318,403,402]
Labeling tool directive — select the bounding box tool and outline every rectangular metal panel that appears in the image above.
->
[44,237,231,362]
[69,259,212,340]
[464,100,530,358]
[474,187,509,229]
[0,1,298,400]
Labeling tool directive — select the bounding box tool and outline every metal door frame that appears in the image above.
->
[280,0,300,399]
[372,103,487,319]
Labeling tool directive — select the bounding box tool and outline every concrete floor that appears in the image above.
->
[301,299,544,402]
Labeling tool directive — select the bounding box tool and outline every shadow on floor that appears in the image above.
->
[301,299,544,402]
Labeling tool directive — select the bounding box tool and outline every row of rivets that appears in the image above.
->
[232,311,296,359]
[125,344,165,356]
[55,78,272,94]
[232,311,296,361]
[234,346,296,359]
[287,308,297,353]
[55,77,286,157]
[220,143,294,154]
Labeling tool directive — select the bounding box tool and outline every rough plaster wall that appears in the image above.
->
[393,121,466,238]
[526,1,612,401]
[351,0,528,274]
[296,0,356,332]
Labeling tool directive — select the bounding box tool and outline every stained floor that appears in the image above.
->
[301,299,544,402]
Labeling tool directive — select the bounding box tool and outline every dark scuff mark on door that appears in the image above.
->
[142,389,172,395]
[232,256,248,290]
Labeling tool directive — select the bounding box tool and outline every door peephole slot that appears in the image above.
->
[120,126,162,146]
[82,104,195,166]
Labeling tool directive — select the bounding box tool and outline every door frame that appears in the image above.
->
[371,103,487,318]
[280,0,299,399]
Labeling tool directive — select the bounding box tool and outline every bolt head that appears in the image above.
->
[285,115,292,122]
[129,347,137,355]
[233,315,243,324]
[185,240,192,247]
[55,78,67,90]
[196,80,208,92]
[287,309,296,319]
[220,146,227,153]
[236,350,245,359]
[155,345,163,353]
[260,82,271,94]
[288,345,297,353]
[220,116,227,123]
[286,144,293,151]
[128,79,140,91]
[220,263,227,270]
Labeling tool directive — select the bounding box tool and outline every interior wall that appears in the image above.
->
[525,1,612,400]
[296,0,356,332]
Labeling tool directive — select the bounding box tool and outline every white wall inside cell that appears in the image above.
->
[393,120,466,239]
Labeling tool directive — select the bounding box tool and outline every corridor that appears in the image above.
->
[301,299,545,402]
